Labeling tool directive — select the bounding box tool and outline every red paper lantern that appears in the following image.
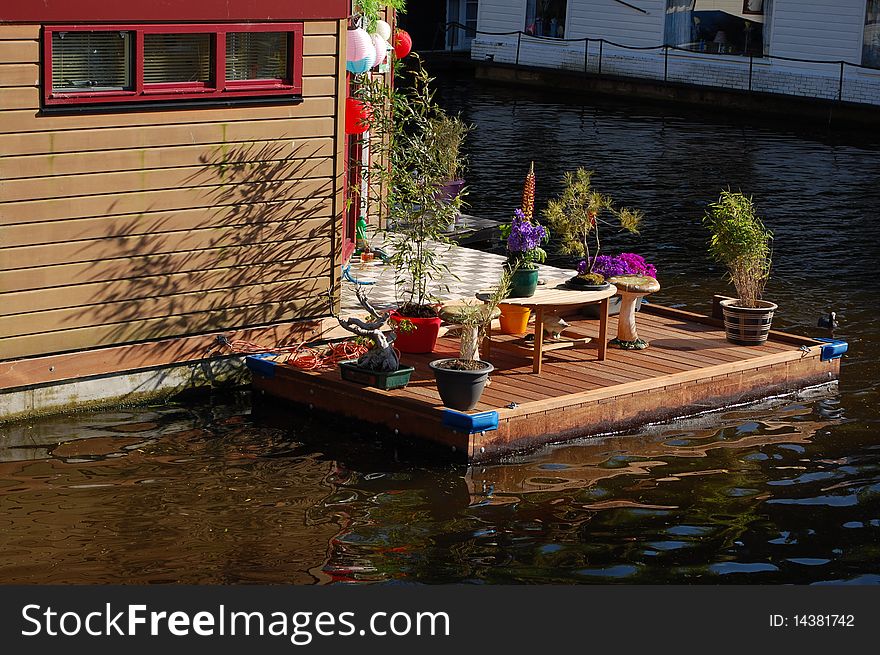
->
[345,97,372,135]
[393,29,413,59]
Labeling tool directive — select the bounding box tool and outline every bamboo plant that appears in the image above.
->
[703,190,773,308]
[358,57,465,317]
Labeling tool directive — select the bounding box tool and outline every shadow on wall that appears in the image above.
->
[58,141,336,354]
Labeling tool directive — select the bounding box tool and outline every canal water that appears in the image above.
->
[1,76,878,584]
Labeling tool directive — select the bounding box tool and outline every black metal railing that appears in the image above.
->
[442,22,879,106]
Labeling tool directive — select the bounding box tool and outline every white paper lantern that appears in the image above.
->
[371,34,388,67]
[375,20,392,42]
[346,28,376,74]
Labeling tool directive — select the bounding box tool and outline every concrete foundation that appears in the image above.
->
[0,357,248,424]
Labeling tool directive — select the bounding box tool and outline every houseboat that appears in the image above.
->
[0,1,384,420]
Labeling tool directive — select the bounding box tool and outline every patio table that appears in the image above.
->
[478,282,617,374]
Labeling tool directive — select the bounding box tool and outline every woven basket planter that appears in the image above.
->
[720,299,777,345]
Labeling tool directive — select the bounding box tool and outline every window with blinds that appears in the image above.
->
[144,33,213,85]
[44,23,304,108]
[226,32,288,82]
[51,31,132,92]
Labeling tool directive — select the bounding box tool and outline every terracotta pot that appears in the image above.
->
[390,311,442,353]
[498,304,531,334]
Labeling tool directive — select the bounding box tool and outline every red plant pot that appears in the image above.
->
[390,311,442,354]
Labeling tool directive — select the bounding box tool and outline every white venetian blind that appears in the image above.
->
[51,31,132,92]
[226,32,288,81]
[144,33,212,85]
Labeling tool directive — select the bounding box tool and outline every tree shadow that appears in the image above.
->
[43,140,338,355]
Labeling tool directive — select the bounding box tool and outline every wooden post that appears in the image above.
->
[598,297,609,361]
[533,307,544,374]
[516,32,522,66]
[748,54,753,91]
[664,45,668,82]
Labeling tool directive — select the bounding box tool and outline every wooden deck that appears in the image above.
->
[248,304,842,461]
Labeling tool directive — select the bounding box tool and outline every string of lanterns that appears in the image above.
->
[344,16,412,134]
[346,19,410,75]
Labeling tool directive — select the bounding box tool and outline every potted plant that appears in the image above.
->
[360,58,464,353]
[503,208,549,298]
[578,253,658,318]
[431,113,470,205]
[703,190,775,345]
[543,168,643,289]
[430,270,511,411]
[336,286,414,390]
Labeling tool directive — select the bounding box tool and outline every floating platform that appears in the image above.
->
[247,305,843,462]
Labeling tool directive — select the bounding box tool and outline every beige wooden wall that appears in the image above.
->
[0,21,346,363]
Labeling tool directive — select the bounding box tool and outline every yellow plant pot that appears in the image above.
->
[498,304,531,335]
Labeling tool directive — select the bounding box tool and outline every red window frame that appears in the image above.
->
[42,23,304,106]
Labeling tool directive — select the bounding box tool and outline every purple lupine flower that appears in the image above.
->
[506,212,547,254]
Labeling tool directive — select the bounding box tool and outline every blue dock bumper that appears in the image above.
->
[245,354,278,378]
[442,410,499,434]
[815,338,848,362]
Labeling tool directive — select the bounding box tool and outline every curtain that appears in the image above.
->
[664,0,695,47]
[864,0,880,68]
[762,0,773,57]
[525,0,537,35]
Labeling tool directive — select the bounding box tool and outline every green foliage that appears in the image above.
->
[703,190,773,308]
[358,56,465,312]
[429,113,470,182]
[542,168,643,270]
[355,0,406,31]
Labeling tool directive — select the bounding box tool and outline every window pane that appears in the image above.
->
[524,0,567,38]
[226,32,288,81]
[51,31,131,92]
[144,33,212,84]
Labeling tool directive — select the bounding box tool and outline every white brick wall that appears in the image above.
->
[471,39,880,106]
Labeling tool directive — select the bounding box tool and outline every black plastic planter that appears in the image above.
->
[429,359,494,411]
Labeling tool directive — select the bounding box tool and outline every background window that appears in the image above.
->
[525,0,567,39]
[664,0,768,57]
[226,32,288,81]
[144,33,213,85]
[51,31,132,92]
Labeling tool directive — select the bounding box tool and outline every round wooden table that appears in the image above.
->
[478,281,618,374]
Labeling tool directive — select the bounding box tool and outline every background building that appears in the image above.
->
[463,0,880,105]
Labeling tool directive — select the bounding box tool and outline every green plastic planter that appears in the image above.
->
[339,361,414,390]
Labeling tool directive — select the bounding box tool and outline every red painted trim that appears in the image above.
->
[0,1,349,23]
[42,22,304,107]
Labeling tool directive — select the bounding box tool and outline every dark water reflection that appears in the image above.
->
[2,78,879,584]
[1,389,878,584]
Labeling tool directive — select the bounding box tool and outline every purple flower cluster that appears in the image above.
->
[580,253,657,279]
[506,209,548,254]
